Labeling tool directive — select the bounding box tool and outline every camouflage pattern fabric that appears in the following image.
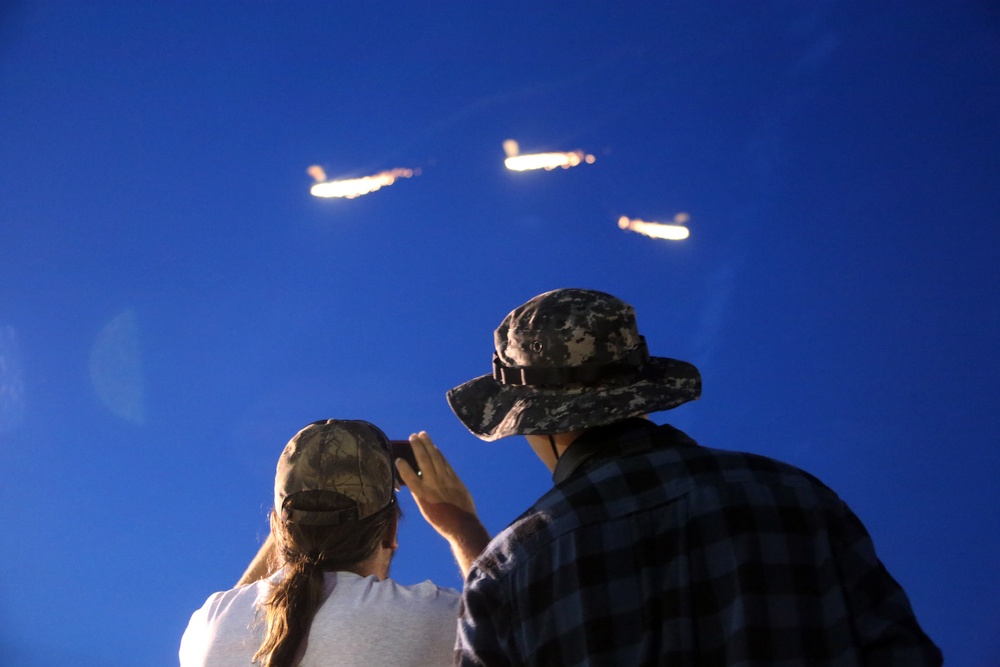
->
[274,419,394,525]
[447,288,701,441]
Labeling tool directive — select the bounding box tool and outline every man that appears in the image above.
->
[179,419,489,666]
[447,288,942,666]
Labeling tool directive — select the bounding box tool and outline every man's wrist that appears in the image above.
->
[447,516,490,549]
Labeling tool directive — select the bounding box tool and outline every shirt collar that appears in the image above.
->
[552,417,658,484]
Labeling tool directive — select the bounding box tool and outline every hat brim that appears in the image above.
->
[446,357,701,442]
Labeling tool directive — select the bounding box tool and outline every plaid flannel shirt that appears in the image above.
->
[457,419,941,666]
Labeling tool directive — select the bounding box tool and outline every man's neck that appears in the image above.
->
[551,417,659,484]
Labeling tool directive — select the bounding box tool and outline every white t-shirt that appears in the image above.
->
[179,570,461,666]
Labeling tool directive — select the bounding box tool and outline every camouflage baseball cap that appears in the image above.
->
[447,288,701,441]
[274,419,395,526]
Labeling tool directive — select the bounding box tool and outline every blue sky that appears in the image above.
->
[1,2,998,665]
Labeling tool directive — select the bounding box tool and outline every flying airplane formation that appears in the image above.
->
[307,141,690,241]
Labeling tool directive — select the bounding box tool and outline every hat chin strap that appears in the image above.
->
[549,434,561,463]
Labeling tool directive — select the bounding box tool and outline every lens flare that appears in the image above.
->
[617,214,690,241]
[502,139,595,172]
[309,168,417,199]
[89,309,146,424]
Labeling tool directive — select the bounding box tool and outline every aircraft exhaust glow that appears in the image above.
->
[307,165,328,183]
[618,213,690,241]
[503,139,595,172]
[308,166,417,199]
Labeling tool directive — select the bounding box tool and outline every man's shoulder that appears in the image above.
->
[474,437,833,568]
[470,500,558,583]
[627,422,828,488]
[678,442,826,484]
[571,420,820,484]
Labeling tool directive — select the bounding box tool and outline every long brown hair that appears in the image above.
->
[253,491,398,667]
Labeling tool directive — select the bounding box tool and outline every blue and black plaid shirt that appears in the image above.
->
[457,419,941,666]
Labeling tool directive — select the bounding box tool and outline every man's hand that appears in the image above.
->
[395,431,490,578]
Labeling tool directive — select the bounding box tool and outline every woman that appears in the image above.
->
[179,419,488,667]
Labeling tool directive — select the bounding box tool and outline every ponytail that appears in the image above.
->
[253,500,398,667]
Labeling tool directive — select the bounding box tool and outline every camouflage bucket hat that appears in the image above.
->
[447,288,701,441]
[274,419,395,526]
